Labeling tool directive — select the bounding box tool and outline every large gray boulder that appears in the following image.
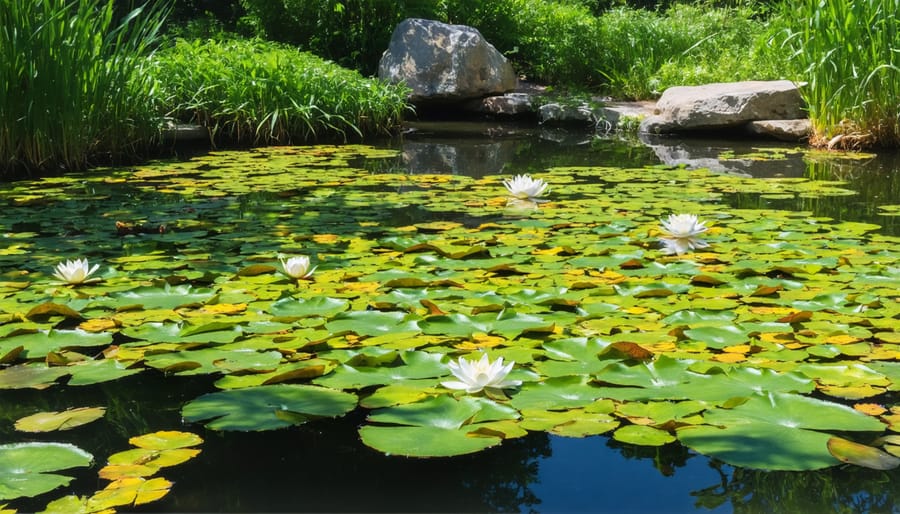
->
[640,80,805,134]
[378,18,517,103]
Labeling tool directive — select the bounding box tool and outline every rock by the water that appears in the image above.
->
[746,119,811,142]
[378,18,517,104]
[462,92,534,117]
[640,80,805,134]
[539,102,601,125]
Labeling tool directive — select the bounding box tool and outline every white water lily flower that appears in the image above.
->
[442,354,522,394]
[659,214,709,255]
[53,258,100,284]
[502,174,549,200]
[279,255,315,279]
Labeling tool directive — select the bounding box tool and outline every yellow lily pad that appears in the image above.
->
[15,407,106,432]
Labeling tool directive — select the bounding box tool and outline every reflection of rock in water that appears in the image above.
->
[402,139,520,177]
[639,134,809,178]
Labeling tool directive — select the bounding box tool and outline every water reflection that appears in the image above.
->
[638,134,810,178]
[391,122,900,235]
[5,371,899,513]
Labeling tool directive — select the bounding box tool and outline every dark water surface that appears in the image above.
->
[4,125,899,513]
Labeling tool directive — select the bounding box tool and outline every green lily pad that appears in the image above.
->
[268,296,349,319]
[358,425,501,457]
[182,384,358,431]
[325,310,421,337]
[2,329,113,359]
[677,422,840,470]
[0,442,93,500]
[613,425,676,446]
[703,392,886,432]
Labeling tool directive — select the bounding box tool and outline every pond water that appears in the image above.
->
[1,123,899,513]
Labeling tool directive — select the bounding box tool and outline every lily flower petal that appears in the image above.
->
[53,258,100,285]
[659,214,710,255]
[502,174,550,200]
[279,255,315,279]
[441,354,522,394]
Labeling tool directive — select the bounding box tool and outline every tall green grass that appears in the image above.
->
[148,38,411,145]
[0,0,169,176]
[596,4,788,99]
[782,0,900,148]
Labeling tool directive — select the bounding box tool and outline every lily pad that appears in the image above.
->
[182,384,358,430]
[15,407,106,432]
[0,442,93,500]
[677,422,839,470]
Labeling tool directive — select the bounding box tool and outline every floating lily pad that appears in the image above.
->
[182,384,358,431]
[15,407,106,432]
[0,442,93,500]
[677,422,839,471]
[613,425,676,446]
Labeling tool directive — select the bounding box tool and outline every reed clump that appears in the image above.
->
[148,38,411,146]
[0,0,168,176]
[782,0,900,149]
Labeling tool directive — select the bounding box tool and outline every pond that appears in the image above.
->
[0,123,898,513]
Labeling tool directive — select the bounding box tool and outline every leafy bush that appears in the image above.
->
[149,38,412,145]
[446,0,605,86]
[600,3,788,98]
[0,0,168,176]
[448,1,783,97]
[239,0,447,75]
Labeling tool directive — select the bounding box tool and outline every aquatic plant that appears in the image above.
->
[658,214,709,255]
[502,174,550,200]
[53,258,101,285]
[442,354,522,394]
[279,255,315,280]
[781,0,900,148]
[0,145,897,510]
[0,0,169,176]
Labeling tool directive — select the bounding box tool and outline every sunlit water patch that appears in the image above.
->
[0,137,897,512]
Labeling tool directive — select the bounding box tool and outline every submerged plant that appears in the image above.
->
[279,255,315,280]
[503,174,550,200]
[658,214,709,255]
[442,354,522,394]
[53,258,101,285]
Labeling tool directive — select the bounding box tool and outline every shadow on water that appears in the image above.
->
[2,123,899,513]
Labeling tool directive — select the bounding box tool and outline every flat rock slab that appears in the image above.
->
[640,80,805,134]
[463,93,534,116]
[746,119,811,142]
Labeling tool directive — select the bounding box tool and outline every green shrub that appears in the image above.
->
[781,0,900,148]
[596,4,788,99]
[0,0,169,176]
[149,38,411,145]
[447,0,605,86]
[239,0,447,75]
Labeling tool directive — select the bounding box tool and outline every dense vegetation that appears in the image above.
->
[0,0,167,175]
[1,0,897,176]
[781,0,900,149]
[149,38,411,145]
